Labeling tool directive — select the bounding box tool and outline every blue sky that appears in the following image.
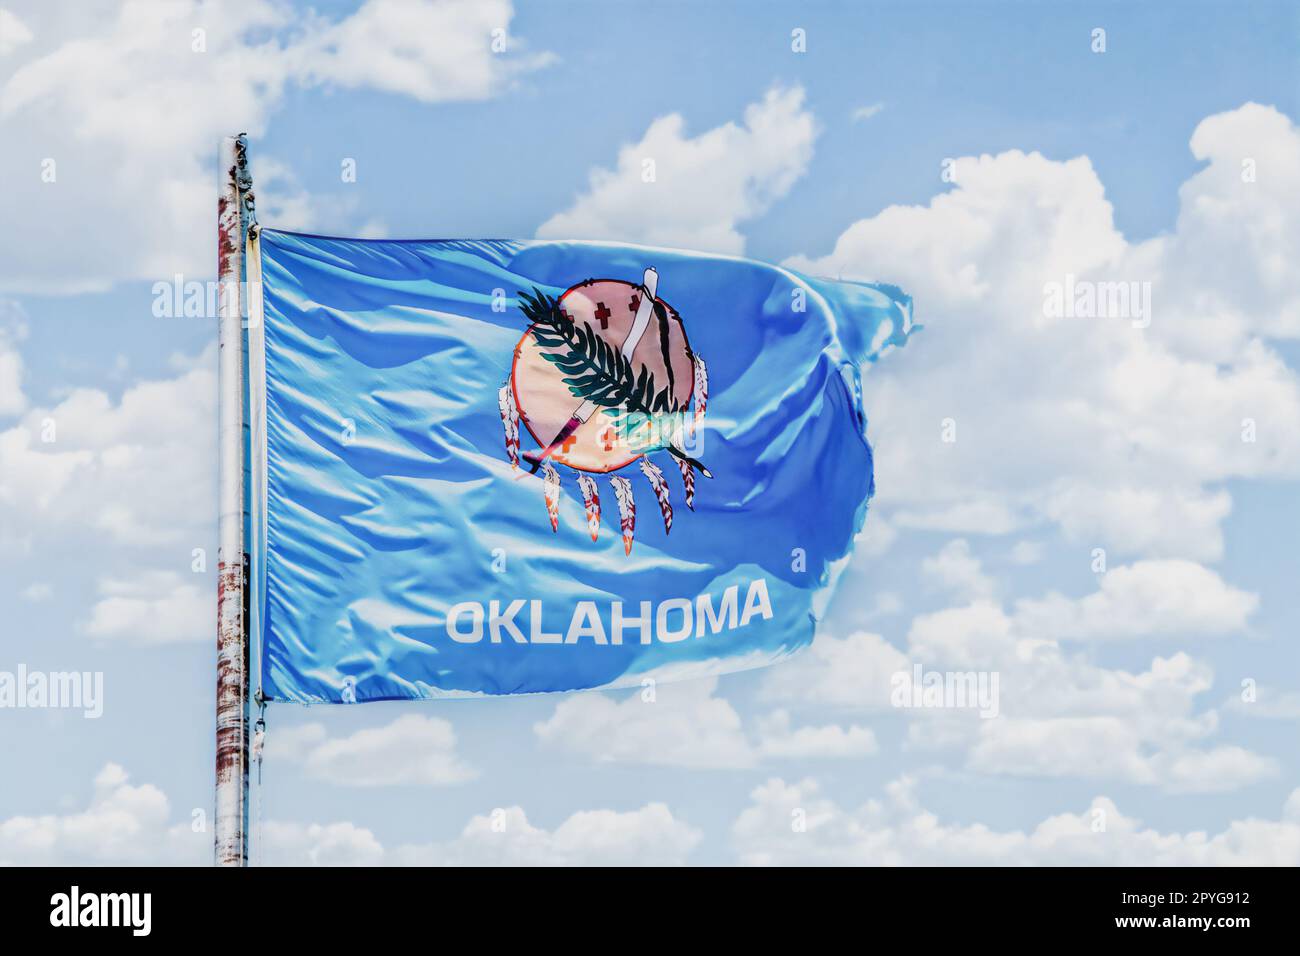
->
[1,0,1298,865]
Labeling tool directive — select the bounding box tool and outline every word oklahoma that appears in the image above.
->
[447,579,773,645]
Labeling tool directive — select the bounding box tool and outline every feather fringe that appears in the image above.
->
[577,473,600,542]
[691,356,708,437]
[610,475,636,555]
[541,461,560,532]
[639,458,673,534]
[677,457,695,510]
[498,381,520,470]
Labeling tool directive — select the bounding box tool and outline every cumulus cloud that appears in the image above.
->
[1224,684,1300,720]
[0,8,33,58]
[789,104,1300,560]
[537,85,816,254]
[732,775,1300,866]
[967,719,1274,792]
[753,710,878,760]
[83,571,209,645]
[1008,540,1044,565]
[275,803,700,867]
[1147,103,1300,344]
[0,300,26,416]
[904,599,1275,792]
[760,631,908,710]
[1013,559,1258,641]
[391,803,702,867]
[921,538,995,600]
[0,344,216,627]
[0,764,206,865]
[268,715,477,788]
[763,554,1273,791]
[0,763,698,866]
[0,0,548,292]
[1,345,214,547]
[260,819,386,867]
[534,676,753,768]
[534,676,878,768]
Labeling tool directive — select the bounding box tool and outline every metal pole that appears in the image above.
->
[215,134,250,867]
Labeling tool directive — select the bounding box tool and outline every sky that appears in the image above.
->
[1,0,1298,865]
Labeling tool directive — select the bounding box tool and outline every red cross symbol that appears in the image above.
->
[560,434,578,454]
[629,293,641,313]
[600,426,618,452]
[593,302,612,329]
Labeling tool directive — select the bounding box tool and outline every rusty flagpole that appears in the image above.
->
[215,134,252,866]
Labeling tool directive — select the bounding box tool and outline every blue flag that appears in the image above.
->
[251,230,913,701]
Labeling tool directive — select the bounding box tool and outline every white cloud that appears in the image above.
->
[273,803,700,867]
[537,85,816,255]
[260,820,386,867]
[19,581,50,601]
[760,631,909,710]
[1008,540,1044,565]
[0,8,33,57]
[763,559,1275,792]
[921,538,995,600]
[534,676,880,768]
[83,571,209,645]
[1225,685,1300,720]
[0,0,548,293]
[0,300,28,417]
[392,803,702,867]
[290,0,552,104]
[967,719,1275,792]
[1147,102,1300,344]
[534,677,754,768]
[789,105,1300,560]
[0,345,218,644]
[733,775,1300,865]
[0,764,205,865]
[0,345,214,548]
[851,102,884,123]
[1013,559,1258,641]
[1,762,699,866]
[754,710,878,760]
[268,715,477,788]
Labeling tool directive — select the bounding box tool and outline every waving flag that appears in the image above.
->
[250,229,913,701]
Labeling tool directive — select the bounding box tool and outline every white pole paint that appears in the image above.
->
[215,134,250,867]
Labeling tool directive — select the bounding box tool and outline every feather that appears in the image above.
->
[691,356,708,437]
[677,456,695,510]
[639,458,673,534]
[541,461,560,532]
[498,381,520,470]
[577,473,600,541]
[610,475,636,555]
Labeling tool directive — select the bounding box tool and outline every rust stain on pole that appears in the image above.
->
[215,135,250,867]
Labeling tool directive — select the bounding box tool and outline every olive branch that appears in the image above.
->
[517,288,710,476]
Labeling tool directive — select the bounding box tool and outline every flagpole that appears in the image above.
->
[215,133,251,867]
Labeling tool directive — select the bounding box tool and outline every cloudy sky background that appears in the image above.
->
[2,0,1299,865]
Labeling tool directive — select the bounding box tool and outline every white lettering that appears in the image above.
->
[565,601,608,645]
[739,579,773,626]
[612,600,653,645]
[447,602,483,643]
[656,598,692,643]
[489,600,527,644]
